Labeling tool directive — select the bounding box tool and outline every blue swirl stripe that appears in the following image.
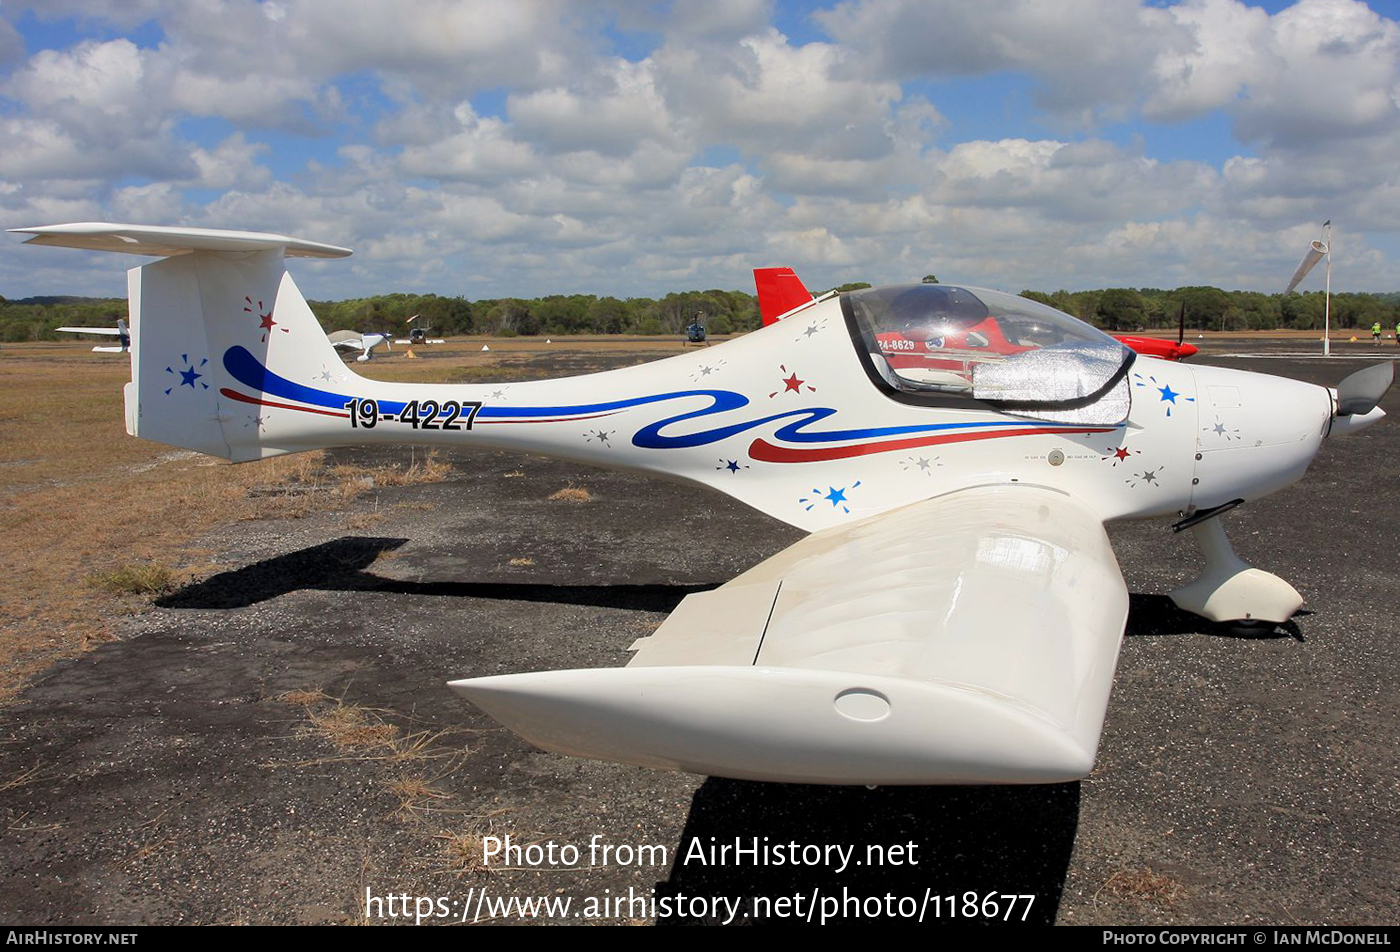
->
[223,345,1107,451]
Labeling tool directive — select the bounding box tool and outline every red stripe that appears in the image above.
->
[748,426,1115,463]
[220,388,349,418]
[476,411,620,425]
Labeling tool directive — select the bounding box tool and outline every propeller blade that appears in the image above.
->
[1336,361,1394,416]
[1177,300,1186,346]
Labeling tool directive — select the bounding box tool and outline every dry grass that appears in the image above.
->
[327,449,451,490]
[434,810,515,876]
[1,761,42,794]
[508,557,535,566]
[90,562,176,597]
[306,701,402,751]
[344,511,384,530]
[281,690,467,772]
[279,689,471,832]
[548,483,592,503]
[1096,867,1188,906]
[384,773,452,820]
[503,470,525,478]
[278,688,332,707]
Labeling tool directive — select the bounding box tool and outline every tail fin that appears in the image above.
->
[753,266,814,326]
[10,223,353,462]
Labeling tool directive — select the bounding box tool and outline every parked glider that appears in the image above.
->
[754,266,1199,360]
[56,317,130,353]
[11,222,1392,785]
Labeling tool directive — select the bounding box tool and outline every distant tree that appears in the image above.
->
[587,297,628,334]
[1095,288,1147,331]
[921,274,939,284]
[1280,292,1325,330]
[1178,286,1233,332]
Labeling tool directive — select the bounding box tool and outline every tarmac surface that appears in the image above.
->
[1,336,1397,925]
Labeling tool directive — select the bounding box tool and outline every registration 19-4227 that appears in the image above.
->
[344,397,482,431]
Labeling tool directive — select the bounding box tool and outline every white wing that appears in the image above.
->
[327,330,366,352]
[451,484,1129,785]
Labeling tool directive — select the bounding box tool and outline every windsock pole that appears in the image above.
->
[1322,222,1332,358]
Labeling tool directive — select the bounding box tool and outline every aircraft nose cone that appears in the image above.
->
[1190,364,1331,507]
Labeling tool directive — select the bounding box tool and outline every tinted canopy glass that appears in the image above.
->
[844,284,1133,422]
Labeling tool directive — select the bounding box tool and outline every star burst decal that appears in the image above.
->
[1102,445,1139,467]
[898,455,940,476]
[689,359,727,382]
[1203,416,1241,442]
[1133,372,1195,417]
[583,429,615,447]
[794,317,829,342]
[314,363,347,384]
[164,354,209,395]
[768,364,817,399]
[716,458,749,474]
[245,296,286,342]
[1126,465,1164,488]
[800,480,862,514]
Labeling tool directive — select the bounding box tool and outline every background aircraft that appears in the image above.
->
[394,314,445,346]
[55,318,130,353]
[327,329,391,362]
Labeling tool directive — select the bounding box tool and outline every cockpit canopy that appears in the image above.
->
[843,284,1133,425]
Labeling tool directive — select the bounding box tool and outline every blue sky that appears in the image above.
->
[2,0,1399,300]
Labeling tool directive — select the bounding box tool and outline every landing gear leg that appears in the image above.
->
[1169,517,1302,624]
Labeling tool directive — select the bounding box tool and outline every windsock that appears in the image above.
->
[1285,239,1328,294]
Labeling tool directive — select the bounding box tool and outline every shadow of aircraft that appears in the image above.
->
[655,779,1080,925]
[157,536,714,613]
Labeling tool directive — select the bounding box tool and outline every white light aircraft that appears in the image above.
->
[56,317,130,353]
[327,329,391,362]
[10,222,1393,786]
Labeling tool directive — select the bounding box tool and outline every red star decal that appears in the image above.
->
[245,296,286,341]
[1114,446,1131,461]
[782,373,804,393]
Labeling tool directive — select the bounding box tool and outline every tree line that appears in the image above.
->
[4,284,1399,343]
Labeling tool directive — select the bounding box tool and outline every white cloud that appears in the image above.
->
[814,0,1192,123]
[3,1,1400,300]
[1151,0,1400,147]
[190,134,273,191]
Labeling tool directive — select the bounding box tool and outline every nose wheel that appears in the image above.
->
[1169,515,1303,624]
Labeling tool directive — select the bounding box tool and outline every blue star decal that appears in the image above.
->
[164,355,210,395]
[726,460,741,473]
[799,480,862,514]
[1133,372,1194,417]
